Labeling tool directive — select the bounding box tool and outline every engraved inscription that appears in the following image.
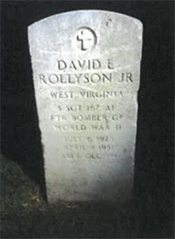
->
[75,27,97,51]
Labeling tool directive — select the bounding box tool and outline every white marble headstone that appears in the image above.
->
[28,10,143,203]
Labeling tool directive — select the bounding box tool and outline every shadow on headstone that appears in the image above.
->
[1,22,47,201]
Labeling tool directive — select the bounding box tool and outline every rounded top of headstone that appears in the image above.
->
[28,10,142,30]
[28,10,143,61]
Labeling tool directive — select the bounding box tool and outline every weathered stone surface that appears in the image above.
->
[28,10,143,203]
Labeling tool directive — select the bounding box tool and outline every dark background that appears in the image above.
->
[1,1,174,238]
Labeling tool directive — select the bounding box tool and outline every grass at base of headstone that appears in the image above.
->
[0,154,137,238]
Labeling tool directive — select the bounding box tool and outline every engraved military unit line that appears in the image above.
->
[28,10,143,202]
